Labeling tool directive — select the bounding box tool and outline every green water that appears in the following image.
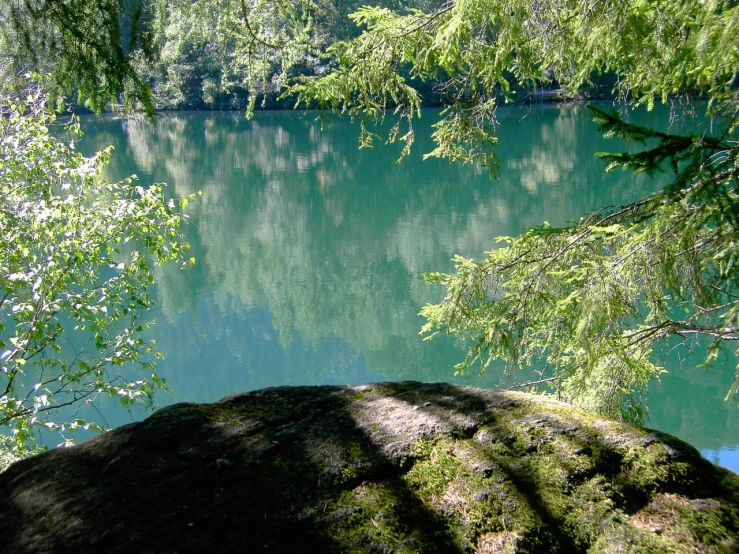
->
[76,104,738,471]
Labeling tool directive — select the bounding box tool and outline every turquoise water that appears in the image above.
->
[74,104,738,471]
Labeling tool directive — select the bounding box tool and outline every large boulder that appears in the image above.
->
[0,382,737,553]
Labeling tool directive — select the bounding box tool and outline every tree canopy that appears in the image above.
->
[0,81,194,468]
[286,0,739,420]
[1,0,738,436]
[1,0,156,112]
[290,0,738,165]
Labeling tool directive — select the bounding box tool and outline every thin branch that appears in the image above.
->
[504,376,557,391]
[395,4,455,38]
[239,0,281,50]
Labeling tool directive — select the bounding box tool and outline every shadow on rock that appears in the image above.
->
[0,382,737,553]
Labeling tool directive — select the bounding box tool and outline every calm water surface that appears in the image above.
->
[76,104,738,471]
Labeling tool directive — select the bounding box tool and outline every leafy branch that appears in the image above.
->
[0,82,196,468]
[421,106,739,422]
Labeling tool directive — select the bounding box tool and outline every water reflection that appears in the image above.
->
[77,105,737,470]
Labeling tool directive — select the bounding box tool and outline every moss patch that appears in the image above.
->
[0,382,737,553]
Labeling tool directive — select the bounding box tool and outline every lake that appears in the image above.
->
[75,103,738,472]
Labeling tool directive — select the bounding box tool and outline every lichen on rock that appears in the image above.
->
[0,382,737,553]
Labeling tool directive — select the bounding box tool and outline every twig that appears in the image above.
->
[504,376,557,391]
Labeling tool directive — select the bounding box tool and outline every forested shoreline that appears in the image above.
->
[31,0,624,113]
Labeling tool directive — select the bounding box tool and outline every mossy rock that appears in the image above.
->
[0,382,737,553]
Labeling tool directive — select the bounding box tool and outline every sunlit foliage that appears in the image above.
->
[288,0,739,420]
[0,82,193,467]
[2,0,738,427]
